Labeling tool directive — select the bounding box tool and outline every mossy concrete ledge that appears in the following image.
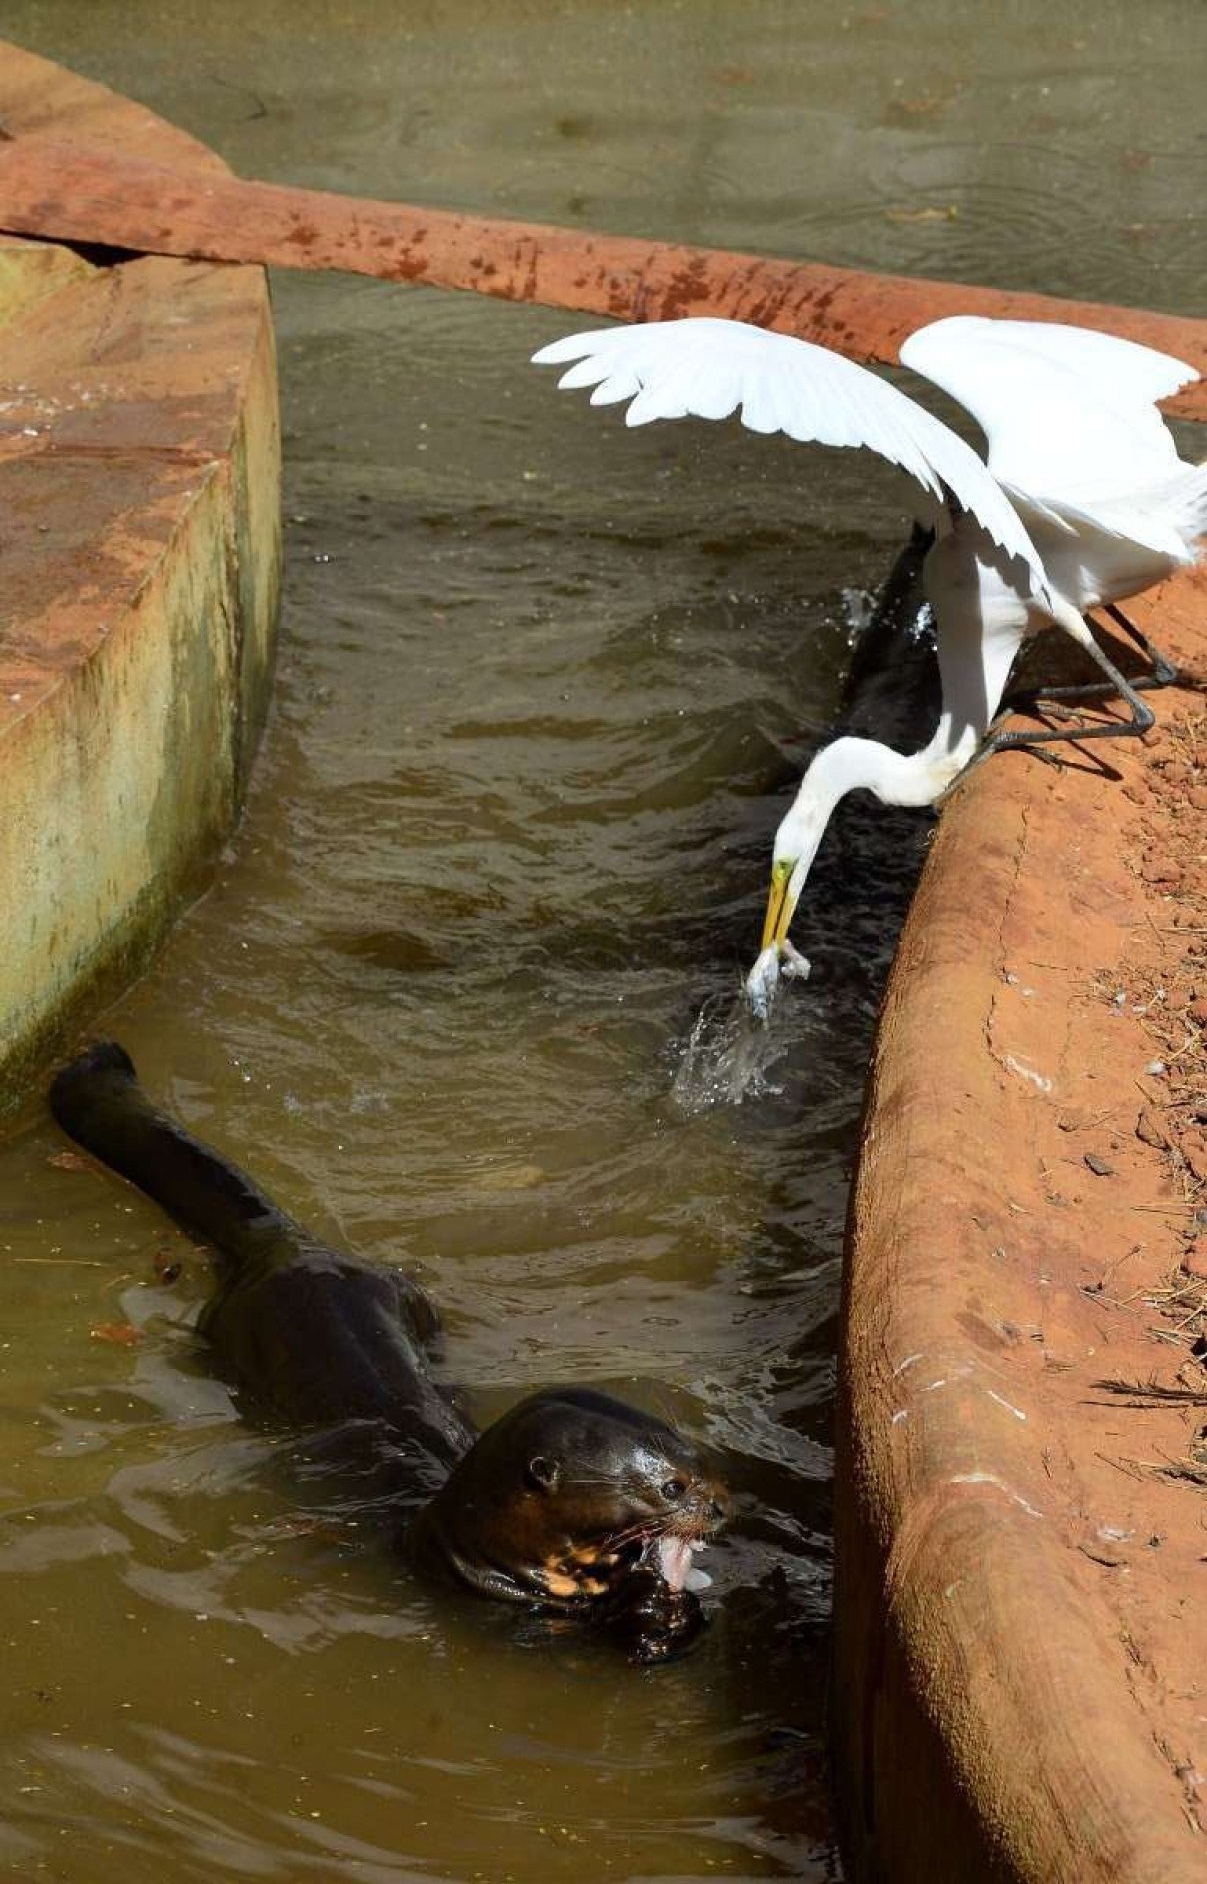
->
[0,43,280,1106]
[834,563,1207,1882]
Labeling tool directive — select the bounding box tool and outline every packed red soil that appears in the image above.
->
[835,563,1207,1884]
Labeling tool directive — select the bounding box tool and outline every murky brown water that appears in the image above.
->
[0,3,1204,1878]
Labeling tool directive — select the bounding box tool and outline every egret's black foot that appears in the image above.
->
[974,699,1153,763]
[1102,602,1179,689]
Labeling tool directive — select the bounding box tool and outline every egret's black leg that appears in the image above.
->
[1102,602,1179,687]
[973,634,1156,763]
[1010,608,1179,710]
[935,634,1158,803]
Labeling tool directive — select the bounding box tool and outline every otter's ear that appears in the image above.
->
[527,1454,561,1493]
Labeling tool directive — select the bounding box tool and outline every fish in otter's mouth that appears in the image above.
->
[572,1509,726,1663]
[610,1513,719,1594]
[655,1530,712,1593]
[545,1497,725,1609]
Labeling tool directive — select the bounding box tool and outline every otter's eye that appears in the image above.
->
[527,1454,561,1493]
[660,1477,687,1503]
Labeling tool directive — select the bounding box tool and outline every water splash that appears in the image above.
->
[670,989,793,1112]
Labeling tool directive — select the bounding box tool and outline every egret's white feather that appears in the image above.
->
[901,314,1196,413]
[1015,472,1205,562]
[1010,460,1207,605]
[534,318,1049,593]
[901,315,1198,498]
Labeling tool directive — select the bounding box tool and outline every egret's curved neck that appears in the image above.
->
[811,715,981,810]
[774,542,1031,912]
[775,713,982,886]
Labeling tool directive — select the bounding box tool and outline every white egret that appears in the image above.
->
[532,315,1206,1016]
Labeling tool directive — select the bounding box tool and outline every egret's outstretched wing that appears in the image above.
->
[533,317,1049,595]
[901,316,1198,498]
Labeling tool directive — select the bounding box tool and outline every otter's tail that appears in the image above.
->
[50,1041,297,1274]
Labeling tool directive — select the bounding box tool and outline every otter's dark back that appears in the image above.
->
[50,1043,474,1463]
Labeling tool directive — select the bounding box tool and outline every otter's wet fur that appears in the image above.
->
[50,1042,727,1661]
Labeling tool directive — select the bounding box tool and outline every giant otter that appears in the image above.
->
[50,1042,728,1660]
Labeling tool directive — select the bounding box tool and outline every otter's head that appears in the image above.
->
[412,1387,728,1654]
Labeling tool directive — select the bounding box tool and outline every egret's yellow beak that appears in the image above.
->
[759,859,798,953]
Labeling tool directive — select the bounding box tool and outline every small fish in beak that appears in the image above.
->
[745,938,811,1023]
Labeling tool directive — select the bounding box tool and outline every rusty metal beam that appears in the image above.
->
[0,137,1204,417]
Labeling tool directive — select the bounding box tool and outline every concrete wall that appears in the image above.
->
[0,47,281,1106]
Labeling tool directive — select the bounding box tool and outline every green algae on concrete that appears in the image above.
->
[0,44,281,1106]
